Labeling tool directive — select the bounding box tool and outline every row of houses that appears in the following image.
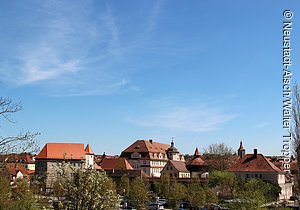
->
[0,139,296,200]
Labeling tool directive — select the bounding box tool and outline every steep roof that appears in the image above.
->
[169,160,189,172]
[36,143,86,160]
[228,153,282,173]
[187,148,206,166]
[85,144,94,155]
[101,157,133,170]
[122,140,170,153]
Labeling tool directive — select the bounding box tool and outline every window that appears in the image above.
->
[170,166,173,170]
[259,174,262,178]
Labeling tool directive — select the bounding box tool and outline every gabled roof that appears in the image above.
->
[228,153,282,173]
[122,140,170,154]
[101,157,133,170]
[85,144,94,155]
[168,160,189,172]
[35,143,86,160]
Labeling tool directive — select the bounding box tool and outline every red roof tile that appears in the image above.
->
[228,153,282,173]
[101,157,133,170]
[85,144,94,155]
[168,160,189,172]
[36,143,86,160]
[122,140,170,154]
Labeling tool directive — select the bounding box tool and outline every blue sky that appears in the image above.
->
[0,0,299,156]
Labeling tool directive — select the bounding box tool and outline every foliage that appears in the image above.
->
[129,177,148,209]
[117,174,130,196]
[204,142,234,156]
[160,174,170,198]
[0,175,36,210]
[168,181,187,209]
[186,182,206,208]
[208,170,236,199]
[53,167,119,210]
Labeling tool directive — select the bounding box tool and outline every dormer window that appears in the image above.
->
[131,152,141,159]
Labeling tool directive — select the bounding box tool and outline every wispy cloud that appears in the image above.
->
[0,0,131,96]
[127,99,237,132]
[255,122,270,128]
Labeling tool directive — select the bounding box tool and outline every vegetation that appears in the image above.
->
[0,97,39,155]
[0,176,36,210]
[53,167,119,210]
[129,177,148,209]
[203,143,236,171]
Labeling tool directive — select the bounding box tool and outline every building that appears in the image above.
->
[120,139,170,177]
[229,148,293,200]
[161,160,190,178]
[35,143,95,192]
[166,139,185,161]
[186,148,209,178]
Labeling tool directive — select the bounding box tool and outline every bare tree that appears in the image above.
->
[0,97,39,155]
[292,84,300,190]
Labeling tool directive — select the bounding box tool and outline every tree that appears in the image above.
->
[186,183,206,209]
[0,97,39,155]
[117,174,130,197]
[160,174,170,198]
[129,177,148,209]
[53,167,119,210]
[208,170,237,199]
[168,182,187,209]
[292,84,300,187]
[203,143,235,170]
[0,175,37,210]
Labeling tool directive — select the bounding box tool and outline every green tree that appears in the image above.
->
[0,175,10,209]
[117,174,130,197]
[53,168,119,210]
[129,177,148,209]
[10,179,36,210]
[168,182,187,209]
[208,170,237,199]
[160,174,170,198]
[186,183,206,209]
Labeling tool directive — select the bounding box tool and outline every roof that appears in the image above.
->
[36,143,86,160]
[101,157,133,170]
[122,140,170,154]
[106,169,149,178]
[5,163,27,176]
[169,160,189,172]
[187,148,206,166]
[85,144,94,155]
[228,153,282,173]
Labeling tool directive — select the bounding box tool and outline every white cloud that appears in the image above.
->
[127,101,236,132]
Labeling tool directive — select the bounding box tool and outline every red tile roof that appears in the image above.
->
[85,144,94,155]
[122,140,170,154]
[188,148,206,166]
[101,157,133,170]
[35,143,86,160]
[228,153,282,173]
[168,160,189,172]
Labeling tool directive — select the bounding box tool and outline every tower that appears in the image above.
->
[85,144,94,169]
[237,141,245,159]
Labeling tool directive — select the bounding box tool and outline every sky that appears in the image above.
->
[0,0,299,156]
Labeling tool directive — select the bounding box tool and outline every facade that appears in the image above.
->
[229,148,293,200]
[35,143,94,191]
[120,139,170,177]
[161,160,190,178]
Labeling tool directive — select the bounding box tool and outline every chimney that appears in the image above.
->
[254,149,257,157]
[149,139,153,144]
